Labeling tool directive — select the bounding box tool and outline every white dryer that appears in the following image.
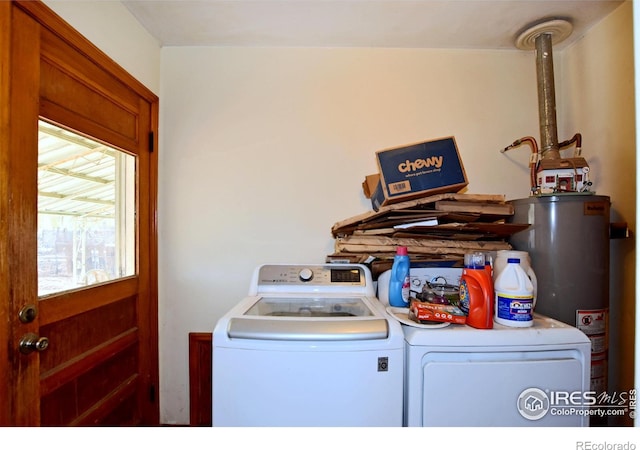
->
[212,264,404,427]
[402,316,591,426]
[378,266,592,427]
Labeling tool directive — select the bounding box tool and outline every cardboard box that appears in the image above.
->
[409,298,467,325]
[362,173,380,199]
[371,137,468,211]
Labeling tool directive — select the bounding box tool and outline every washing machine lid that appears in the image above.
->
[227,296,389,340]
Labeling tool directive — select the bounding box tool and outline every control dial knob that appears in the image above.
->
[298,268,314,282]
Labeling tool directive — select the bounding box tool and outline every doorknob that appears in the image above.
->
[19,333,49,355]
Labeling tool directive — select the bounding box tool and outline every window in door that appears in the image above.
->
[37,120,136,297]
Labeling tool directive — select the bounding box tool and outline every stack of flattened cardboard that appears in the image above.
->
[328,193,530,278]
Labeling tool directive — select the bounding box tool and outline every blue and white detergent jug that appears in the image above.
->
[494,257,535,327]
[389,246,410,307]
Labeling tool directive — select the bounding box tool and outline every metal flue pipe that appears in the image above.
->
[535,32,561,160]
[515,18,573,160]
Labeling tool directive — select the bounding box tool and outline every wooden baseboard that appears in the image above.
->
[188,332,212,426]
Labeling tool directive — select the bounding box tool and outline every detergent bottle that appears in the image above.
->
[459,252,494,329]
[494,257,535,327]
[389,246,411,307]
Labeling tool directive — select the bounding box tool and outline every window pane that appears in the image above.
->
[37,120,136,297]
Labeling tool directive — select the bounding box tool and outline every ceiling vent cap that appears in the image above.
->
[515,18,573,50]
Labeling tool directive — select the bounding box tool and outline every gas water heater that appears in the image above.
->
[509,195,610,395]
[503,19,611,399]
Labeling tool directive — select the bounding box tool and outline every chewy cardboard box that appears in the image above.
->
[371,137,468,210]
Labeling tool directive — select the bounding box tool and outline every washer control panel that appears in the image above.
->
[257,264,365,287]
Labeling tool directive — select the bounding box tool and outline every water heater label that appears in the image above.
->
[576,308,609,394]
[576,309,607,336]
[583,201,608,216]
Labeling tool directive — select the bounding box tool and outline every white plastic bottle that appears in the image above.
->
[494,257,535,327]
[389,246,410,307]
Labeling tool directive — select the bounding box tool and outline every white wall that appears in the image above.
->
[43,0,635,426]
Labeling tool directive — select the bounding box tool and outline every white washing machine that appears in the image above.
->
[212,264,404,427]
[378,266,592,427]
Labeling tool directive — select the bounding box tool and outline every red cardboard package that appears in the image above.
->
[409,298,467,325]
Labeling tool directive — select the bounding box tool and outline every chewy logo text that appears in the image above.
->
[398,156,443,173]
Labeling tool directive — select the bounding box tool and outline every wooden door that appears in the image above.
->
[0,1,159,426]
